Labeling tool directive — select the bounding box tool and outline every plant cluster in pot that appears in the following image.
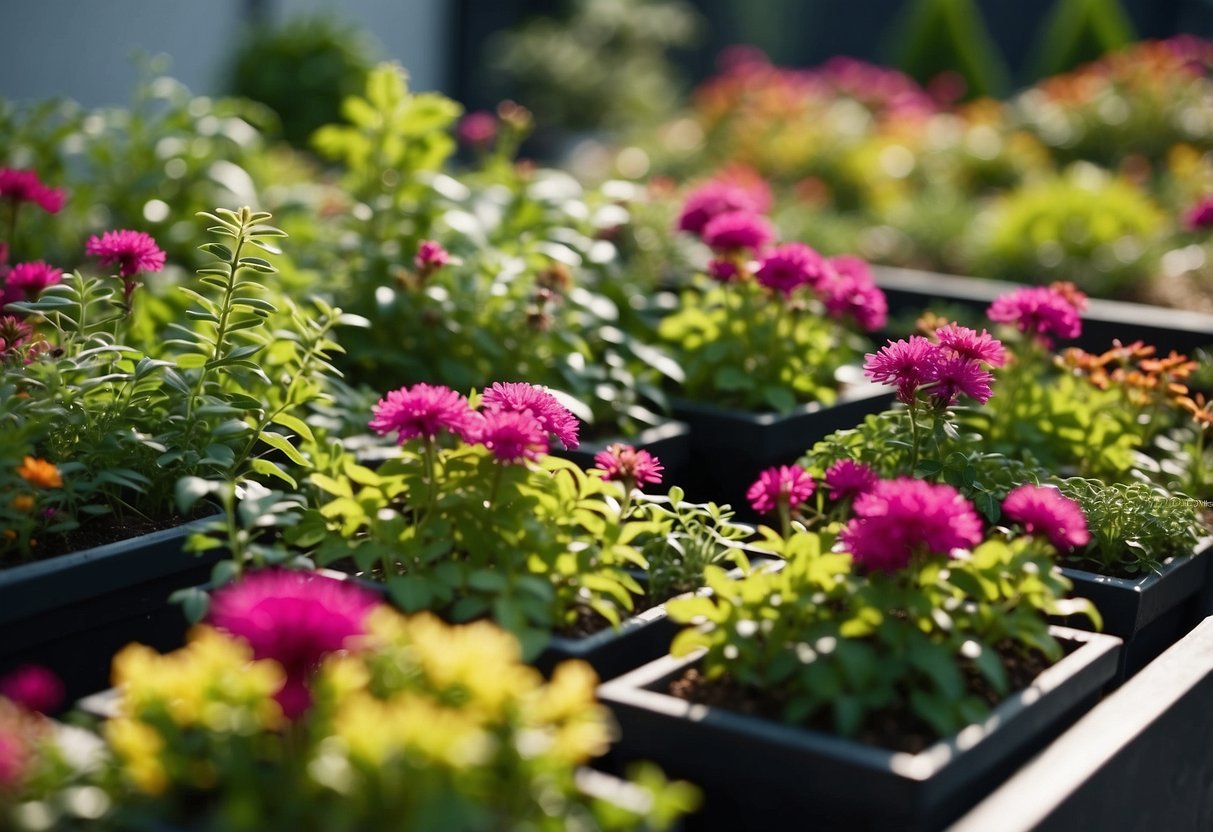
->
[301,65,688,478]
[653,170,895,517]
[0,195,348,701]
[599,460,1119,831]
[241,379,764,679]
[0,571,701,831]
[801,281,1213,681]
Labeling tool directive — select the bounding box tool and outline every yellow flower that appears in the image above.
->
[106,718,167,795]
[16,457,61,489]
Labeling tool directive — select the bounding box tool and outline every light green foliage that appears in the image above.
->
[977,167,1164,294]
[658,279,855,413]
[669,528,1092,741]
[312,63,460,204]
[1058,478,1204,574]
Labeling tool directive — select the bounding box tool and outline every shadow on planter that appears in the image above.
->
[873,265,1213,356]
[0,516,223,707]
[597,627,1120,832]
[672,383,895,521]
[951,616,1213,832]
[1057,540,1213,683]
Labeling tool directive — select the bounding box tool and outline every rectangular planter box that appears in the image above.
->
[951,616,1213,832]
[873,265,1213,355]
[597,627,1121,832]
[0,516,223,706]
[1059,540,1212,682]
[672,382,895,519]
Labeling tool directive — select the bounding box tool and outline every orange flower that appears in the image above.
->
[10,494,35,512]
[16,457,61,489]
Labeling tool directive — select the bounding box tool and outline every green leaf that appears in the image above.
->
[257,430,308,466]
[387,575,433,612]
[171,587,210,624]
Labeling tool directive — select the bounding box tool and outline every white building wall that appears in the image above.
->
[0,0,449,106]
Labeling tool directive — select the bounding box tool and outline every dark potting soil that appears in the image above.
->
[666,640,1060,755]
[3,507,214,568]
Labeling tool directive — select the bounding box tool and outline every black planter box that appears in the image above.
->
[873,265,1213,355]
[951,616,1213,832]
[0,517,223,706]
[672,383,895,519]
[1058,540,1212,682]
[597,627,1121,832]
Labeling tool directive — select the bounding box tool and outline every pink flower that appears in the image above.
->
[369,383,478,443]
[1185,196,1213,231]
[746,465,816,515]
[701,211,775,252]
[458,110,497,149]
[209,570,379,719]
[0,731,29,793]
[0,315,33,353]
[928,355,994,405]
[706,258,739,283]
[824,459,876,501]
[0,168,65,214]
[0,666,63,715]
[1002,484,1091,552]
[1,261,61,308]
[863,336,943,404]
[840,478,984,571]
[935,323,1006,367]
[476,409,548,463]
[414,239,451,275]
[822,255,887,332]
[754,243,832,296]
[85,230,166,278]
[677,180,767,236]
[480,381,580,450]
[987,286,1082,346]
[593,443,664,489]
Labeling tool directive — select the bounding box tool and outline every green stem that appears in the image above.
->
[907,400,922,473]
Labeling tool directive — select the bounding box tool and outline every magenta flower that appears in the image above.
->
[935,323,1006,367]
[677,180,767,236]
[1002,484,1091,552]
[480,381,580,450]
[458,110,497,149]
[0,666,63,715]
[1,261,61,308]
[369,383,478,443]
[754,243,832,296]
[209,570,379,719]
[701,211,775,252]
[593,443,664,489]
[822,255,887,332]
[0,168,65,214]
[85,230,166,279]
[476,408,548,463]
[863,336,943,404]
[840,478,984,572]
[414,239,451,275]
[746,465,816,515]
[928,355,994,405]
[0,315,33,354]
[1184,196,1213,231]
[706,258,740,283]
[987,286,1082,346]
[824,459,877,502]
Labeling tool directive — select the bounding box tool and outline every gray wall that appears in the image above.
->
[0,0,449,107]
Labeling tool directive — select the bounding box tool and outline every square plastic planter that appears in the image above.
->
[1058,539,1212,682]
[672,383,895,519]
[0,515,223,705]
[597,627,1121,832]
